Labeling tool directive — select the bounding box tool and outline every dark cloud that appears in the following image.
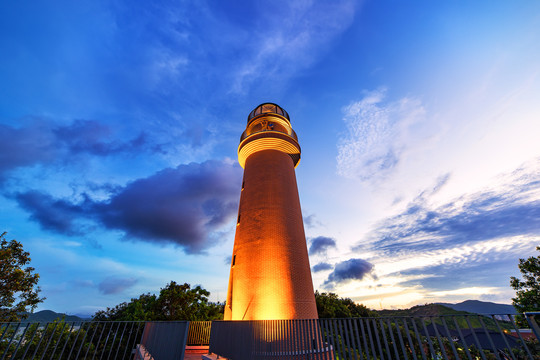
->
[356,164,540,255]
[324,258,374,288]
[303,214,322,228]
[98,277,138,295]
[14,191,87,235]
[12,160,242,253]
[54,119,148,156]
[312,262,333,272]
[309,236,337,255]
[0,119,153,178]
[0,121,59,176]
[95,160,241,253]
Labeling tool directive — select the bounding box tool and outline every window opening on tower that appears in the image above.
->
[237,214,241,225]
[232,255,236,266]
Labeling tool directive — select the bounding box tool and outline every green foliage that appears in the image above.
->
[510,246,540,314]
[93,293,157,321]
[93,281,224,321]
[315,291,375,318]
[0,231,45,321]
[155,282,223,321]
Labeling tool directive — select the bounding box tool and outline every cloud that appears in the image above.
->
[12,160,242,253]
[359,161,540,255]
[0,121,59,176]
[430,287,499,297]
[312,262,333,272]
[309,236,337,255]
[373,236,535,280]
[303,214,322,228]
[337,89,426,181]
[0,119,153,178]
[73,279,95,288]
[14,191,87,235]
[228,0,357,93]
[95,160,242,253]
[54,120,148,156]
[324,258,374,288]
[98,277,138,295]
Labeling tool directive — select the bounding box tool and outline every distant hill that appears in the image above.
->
[23,310,87,323]
[436,300,517,315]
[378,303,469,317]
[378,303,513,330]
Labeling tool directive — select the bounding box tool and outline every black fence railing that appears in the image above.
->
[0,320,190,360]
[0,321,146,360]
[2,314,539,359]
[136,321,189,360]
[209,314,540,360]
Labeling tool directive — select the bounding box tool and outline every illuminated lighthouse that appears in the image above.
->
[224,103,318,321]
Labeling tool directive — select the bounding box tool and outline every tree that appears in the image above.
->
[510,246,540,326]
[0,231,44,321]
[93,281,224,321]
[511,246,540,313]
[154,281,223,321]
[93,293,158,321]
[315,291,375,318]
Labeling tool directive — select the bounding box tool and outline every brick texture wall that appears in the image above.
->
[224,149,318,320]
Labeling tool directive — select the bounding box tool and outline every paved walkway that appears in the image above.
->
[184,354,204,360]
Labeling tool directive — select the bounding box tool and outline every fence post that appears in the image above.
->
[524,312,540,341]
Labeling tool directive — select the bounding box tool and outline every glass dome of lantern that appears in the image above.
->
[247,103,290,125]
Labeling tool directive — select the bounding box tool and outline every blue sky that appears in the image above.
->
[1,0,540,315]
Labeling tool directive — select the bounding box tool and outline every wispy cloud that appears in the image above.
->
[98,277,138,295]
[228,0,357,93]
[373,236,536,278]
[430,287,499,297]
[357,159,540,255]
[337,89,426,181]
[322,161,540,307]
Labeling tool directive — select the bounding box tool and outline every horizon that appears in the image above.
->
[1,0,539,315]
[33,298,518,319]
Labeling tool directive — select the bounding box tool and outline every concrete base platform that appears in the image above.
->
[201,354,227,360]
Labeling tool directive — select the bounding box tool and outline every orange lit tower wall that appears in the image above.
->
[224,103,318,320]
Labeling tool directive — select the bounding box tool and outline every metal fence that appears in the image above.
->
[0,320,192,360]
[3,314,539,360]
[187,321,211,346]
[209,314,540,360]
[137,321,189,360]
[0,321,146,360]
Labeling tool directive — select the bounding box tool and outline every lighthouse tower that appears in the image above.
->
[224,103,318,320]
